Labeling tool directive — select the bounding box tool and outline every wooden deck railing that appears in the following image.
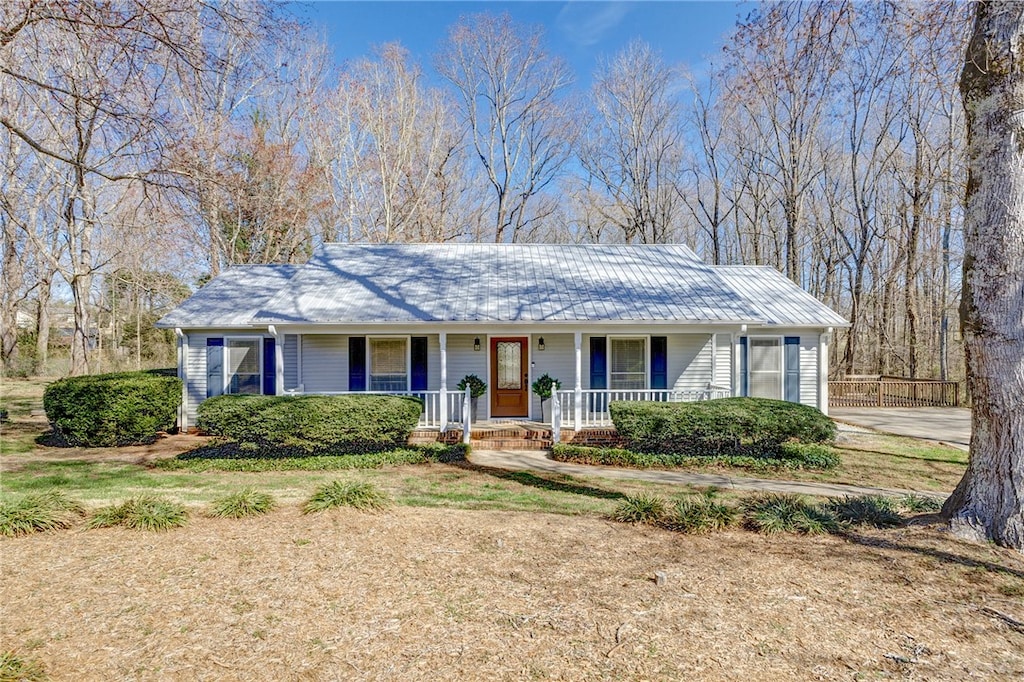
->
[829,378,960,408]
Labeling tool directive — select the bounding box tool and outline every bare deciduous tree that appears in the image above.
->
[437,12,573,243]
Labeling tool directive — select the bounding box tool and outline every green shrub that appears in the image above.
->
[43,371,181,447]
[609,493,668,524]
[609,397,836,458]
[741,493,839,535]
[89,495,188,531]
[826,495,904,528]
[661,492,736,534]
[0,651,48,681]
[303,481,390,514]
[196,394,423,454]
[550,443,837,471]
[0,491,85,537]
[209,488,275,518]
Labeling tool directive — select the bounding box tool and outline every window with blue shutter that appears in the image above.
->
[349,337,366,391]
[739,337,748,397]
[263,337,276,395]
[784,336,800,403]
[410,337,428,392]
[206,338,223,398]
[650,336,668,390]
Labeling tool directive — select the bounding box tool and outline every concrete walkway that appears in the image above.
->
[468,449,943,499]
[831,407,971,451]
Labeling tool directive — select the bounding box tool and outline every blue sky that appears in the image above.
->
[290,1,751,84]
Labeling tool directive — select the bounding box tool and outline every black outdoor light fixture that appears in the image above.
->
[538,336,545,351]
[473,337,481,351]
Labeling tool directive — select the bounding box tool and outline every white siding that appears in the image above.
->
[799,335,819,407]
[301,335,348,392]
[283,334,299,390]
[185,333,209,423]
[427,334,441,391]
[530,333,575,417]
[669,334,713,392]
[446,334,487,389]
[714,333,733,388]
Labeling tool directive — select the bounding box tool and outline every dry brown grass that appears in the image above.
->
[3,508,1022,681]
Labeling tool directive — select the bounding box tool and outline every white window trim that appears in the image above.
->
[366,335,411,392]
[746,335,784,400]
[222,336,264,395]
[607,335,651,391]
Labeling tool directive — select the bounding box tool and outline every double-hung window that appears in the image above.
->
[369,338,408,391]
[225,339,261,394]
[748,337,782,399]
[609,338,646,390]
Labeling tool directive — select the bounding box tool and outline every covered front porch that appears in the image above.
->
[273,327,738,436]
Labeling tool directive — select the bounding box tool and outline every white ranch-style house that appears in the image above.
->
[158,244,848,433]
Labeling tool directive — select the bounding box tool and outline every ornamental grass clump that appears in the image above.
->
[89,495,188,531]
[825,495,904,529]
[896,493,942,513]
[741,493,839,535]
[0,491,85,537]
[209,488,276,518]
[303,481,390,514]
[661,492,737,534]
[609,493,668,524]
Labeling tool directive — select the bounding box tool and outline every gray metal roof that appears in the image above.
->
[714,266,849,327]
[251,243,762,324]
[156,265,297,328]
[158,245,846,329]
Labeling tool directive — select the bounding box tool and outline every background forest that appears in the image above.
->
[0,1,970,384]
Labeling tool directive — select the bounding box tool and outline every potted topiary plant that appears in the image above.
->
[531,373,561,423]
[456,374,487,422]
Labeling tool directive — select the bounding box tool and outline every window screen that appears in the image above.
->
[610,338,646,390]
[370,338,407,391]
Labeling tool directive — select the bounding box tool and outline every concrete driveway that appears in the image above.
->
[830,407,971,450]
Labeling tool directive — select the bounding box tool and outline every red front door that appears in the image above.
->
[490,337,529,417]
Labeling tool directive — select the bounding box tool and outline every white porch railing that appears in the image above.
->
[553,385,732,431]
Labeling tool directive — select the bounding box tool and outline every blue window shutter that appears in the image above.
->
[650,336,668,390]
[349,337,366,391]
[410,337,428,391]
[206,338,223,398]
[263,338,276,395]
[739,337,748,397]
[589,337,607,389]
[785,336,800,403]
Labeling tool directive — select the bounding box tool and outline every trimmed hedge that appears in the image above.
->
[43,371,182,447]
[196,394,423,454]
[550,443,838,471]
[609,397,836,457]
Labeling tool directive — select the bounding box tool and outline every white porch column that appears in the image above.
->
[710,332,717,388]
[269,325,284,395]
[818,329,831,416]
[574,331,582,429]
[176,329,188,431]
[439,332,448,430]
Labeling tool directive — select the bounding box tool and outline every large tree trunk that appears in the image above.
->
[942,0,1024,552]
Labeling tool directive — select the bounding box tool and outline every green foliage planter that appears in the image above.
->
[196,394,423,455]
[609,397,836,458]
[551,443,838,471]
[43,371,182,447]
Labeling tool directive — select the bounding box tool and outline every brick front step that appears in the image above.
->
[408,425,624,449]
